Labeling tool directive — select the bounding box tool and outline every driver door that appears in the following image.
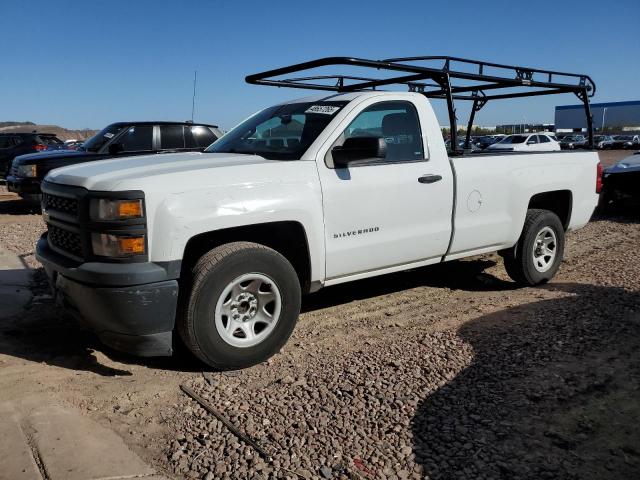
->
[526,134,539,151]
[316,98,453,281]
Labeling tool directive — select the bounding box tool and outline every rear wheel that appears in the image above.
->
[178,242,301,370]
[503,209,565,285]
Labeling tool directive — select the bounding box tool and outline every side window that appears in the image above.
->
[528,135,539,144]
[0,137,12,148]
[12,137,24,146]
[185,126,217,148]
[118,125,153,152]
[160,125,185,149]
[539,135,550,143]
[335,101,424,165]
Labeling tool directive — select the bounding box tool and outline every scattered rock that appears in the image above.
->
[319,465,332,479]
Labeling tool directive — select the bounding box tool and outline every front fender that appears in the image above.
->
[146,170,326,283]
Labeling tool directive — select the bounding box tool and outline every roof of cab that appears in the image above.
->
[275,91,418,106]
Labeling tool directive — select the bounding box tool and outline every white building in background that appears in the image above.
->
[555,100,640,133]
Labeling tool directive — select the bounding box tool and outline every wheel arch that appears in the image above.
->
[180,221,313,293]
[527,190,573,230]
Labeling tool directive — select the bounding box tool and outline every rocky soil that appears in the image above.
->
[0,150,638,479]
[162,217,640,479]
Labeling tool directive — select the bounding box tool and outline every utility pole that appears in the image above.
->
[601,107,607,133]
[191,71,197,122]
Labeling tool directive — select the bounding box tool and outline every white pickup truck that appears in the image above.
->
[36,56,601,369]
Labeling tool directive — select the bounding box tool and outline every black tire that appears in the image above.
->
[178,241,301,370]
[503,209,565,286]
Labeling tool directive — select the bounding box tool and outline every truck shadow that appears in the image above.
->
[591,209,640,225]
[0,267,190,376]
[0,258,516,376]
[0,198,40,215]
[0,303,204,376]
[411,282,640,479]
[302,257,516,313]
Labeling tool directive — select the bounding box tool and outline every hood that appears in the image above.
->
[605,153,640,174]
[45,152,278,190]
[13,149,100,165]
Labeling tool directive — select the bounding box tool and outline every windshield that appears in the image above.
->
[500,135,528,144]
[81,124,125,152]
[206,101,347,160]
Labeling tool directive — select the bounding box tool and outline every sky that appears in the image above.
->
[1,0,638,131]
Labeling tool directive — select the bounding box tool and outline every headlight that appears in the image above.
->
[17,164,37,177]
[91,233,145,257]
[90,198,144,221]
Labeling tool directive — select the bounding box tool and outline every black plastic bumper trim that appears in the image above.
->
[50,270,178,357]
[6,176,41,194]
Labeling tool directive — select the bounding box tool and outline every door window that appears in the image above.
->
[118,125,153,152]
[527,135,539,144]
[160,125,185,149]
[539,135,550,143]
[336,101,424,165]
[185,126,217,148]
[0,137,12,148]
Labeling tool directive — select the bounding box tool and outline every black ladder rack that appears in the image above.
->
[246,56,596,152]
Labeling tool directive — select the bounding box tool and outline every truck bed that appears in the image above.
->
[446,150,600,260]
[450,149,597,158]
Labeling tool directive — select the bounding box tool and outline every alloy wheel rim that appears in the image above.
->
[214,273,282,348]
[532,226,557,273]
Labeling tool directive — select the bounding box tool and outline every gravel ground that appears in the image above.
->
[164,246,640,480]
[0,150,638,480]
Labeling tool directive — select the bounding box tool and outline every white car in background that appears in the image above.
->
[488,133,561,152]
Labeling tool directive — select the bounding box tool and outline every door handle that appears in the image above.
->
[418,174,442,184]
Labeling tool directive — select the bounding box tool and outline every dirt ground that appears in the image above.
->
[0,150,638,479]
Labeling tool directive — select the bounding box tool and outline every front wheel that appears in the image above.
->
[178,242,301,370]
[503,209,565,285]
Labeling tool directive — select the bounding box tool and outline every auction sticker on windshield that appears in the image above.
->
[306,105,341,115]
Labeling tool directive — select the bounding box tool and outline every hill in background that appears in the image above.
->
[0,122,97,141]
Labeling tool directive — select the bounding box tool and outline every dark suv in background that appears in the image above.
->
[7,121,221,201]
[0,133,64,178]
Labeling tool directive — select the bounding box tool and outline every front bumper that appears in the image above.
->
[36,236,180,357]
[6,175,42,201]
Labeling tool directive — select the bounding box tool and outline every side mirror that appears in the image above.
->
[108,143,125,155]
[331,137,387,167]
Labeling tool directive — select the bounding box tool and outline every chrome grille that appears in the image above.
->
[48,224,83,258]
